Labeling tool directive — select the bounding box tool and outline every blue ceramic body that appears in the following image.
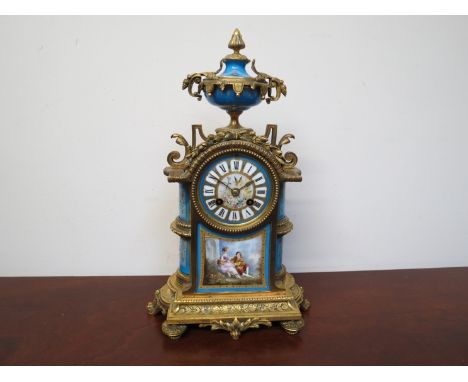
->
[204,59,262,112]
[221,59,250,77]
[205,87,262,112]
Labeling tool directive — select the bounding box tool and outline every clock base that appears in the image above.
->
[147,267,309,340]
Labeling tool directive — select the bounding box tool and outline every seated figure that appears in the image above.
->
[231,252,252,278]
[217,247,240,278]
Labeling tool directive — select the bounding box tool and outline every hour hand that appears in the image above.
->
[214,178,235,194]
[239,180,253,190]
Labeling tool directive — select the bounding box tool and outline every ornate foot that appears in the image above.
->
[280,319,304,335]
[146,301,161,315]
[147,289,166,316]
[162,321,188,340]
[300,298,310,311]
[200,317,272,340]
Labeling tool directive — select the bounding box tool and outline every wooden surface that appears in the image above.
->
[1,267,468,365]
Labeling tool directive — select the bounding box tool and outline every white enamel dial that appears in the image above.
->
[198,155,272,226]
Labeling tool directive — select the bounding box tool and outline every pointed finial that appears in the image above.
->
[224,28,249,62]
[228,28,245,54]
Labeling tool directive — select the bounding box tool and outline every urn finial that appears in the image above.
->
[182,29,287,131]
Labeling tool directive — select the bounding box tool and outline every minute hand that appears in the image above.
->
[216,178,235,192]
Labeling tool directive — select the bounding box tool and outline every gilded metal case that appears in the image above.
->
[147,29,309,340]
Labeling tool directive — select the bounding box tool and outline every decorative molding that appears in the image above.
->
[164,124,301,183]
[176,301,296,316]
[277,217,294,236]
[169,217,191,238]
[169,215,295,238]
[200,317,272,340]
[147,270,308,340]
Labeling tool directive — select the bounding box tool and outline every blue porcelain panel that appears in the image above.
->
[204,86,262,112]
[179,238,191,275]
[178,183,190,222]
[275,236,283,273]
[278,183,286,219]
[221,59,250,77]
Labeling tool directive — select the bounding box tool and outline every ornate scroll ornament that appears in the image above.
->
[251,59,287,104]
[147,289,166,316]
[165,124,300,176]
[166,133,191,169]
[181,61,223,101]
[199,317,272,340]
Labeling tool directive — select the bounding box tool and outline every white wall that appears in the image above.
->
[1,16,468,276]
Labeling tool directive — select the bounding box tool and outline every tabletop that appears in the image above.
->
[1,267,467,365]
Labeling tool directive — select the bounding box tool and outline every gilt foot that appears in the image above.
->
[280,319,304,335]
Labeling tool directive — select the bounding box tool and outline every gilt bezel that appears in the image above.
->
[190,141,280,233]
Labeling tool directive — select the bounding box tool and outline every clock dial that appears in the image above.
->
[197,155,273,227]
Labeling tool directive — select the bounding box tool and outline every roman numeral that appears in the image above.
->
[203,185,215,196]
[230,159,243,172]
[256,187,267,197]
[243,162,257,176]
[253,199,264,210]
[215,207,227,219]
[228,210,240,221]
[206,199,217,210]
[206,170,219,185]
[241,207,254,220]
[253,172,265,185]
[216,161,229,176]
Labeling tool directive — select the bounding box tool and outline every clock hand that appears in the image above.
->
[239,180,254,191]
[213,177,236,194]
[219,179,235,192]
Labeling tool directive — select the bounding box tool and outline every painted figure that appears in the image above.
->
[231,251,252,277]
[217,247,240,278]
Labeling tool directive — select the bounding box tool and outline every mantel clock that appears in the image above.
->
[147,29,309,339]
